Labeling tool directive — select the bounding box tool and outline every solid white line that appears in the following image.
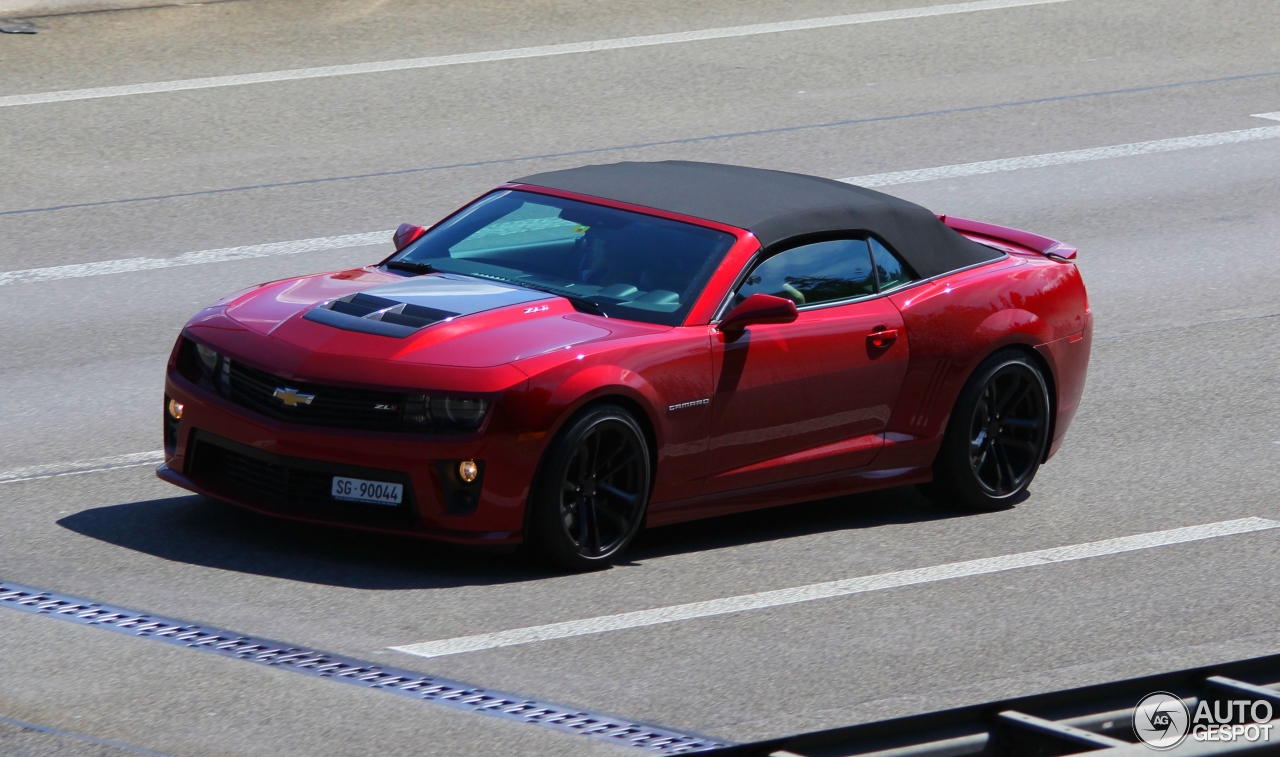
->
[1252,112,1280,121]
[391,517,1280,659]
[0,0,1077,108]
[0,451,164,484]
[7,124,1280,288]
[0,231,390,287]
[841,125,1280,186]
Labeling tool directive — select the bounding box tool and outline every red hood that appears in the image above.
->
[207,267,665,371]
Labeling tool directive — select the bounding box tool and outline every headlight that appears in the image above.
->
[402,395,489,430]
[431,396,488,426]
[196,343,220,375]
[176,338,230,395]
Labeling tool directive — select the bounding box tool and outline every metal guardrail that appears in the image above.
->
[712,654,1280,756]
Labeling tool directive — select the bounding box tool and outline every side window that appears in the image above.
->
[736,239,875,307]
[869,237,916,292]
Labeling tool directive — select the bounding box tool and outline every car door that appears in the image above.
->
[704,237,911,493]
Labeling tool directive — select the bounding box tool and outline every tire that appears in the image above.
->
[530,404,652,570]
[925,349,1051,511]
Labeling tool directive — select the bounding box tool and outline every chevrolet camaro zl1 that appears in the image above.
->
[159,161,1091,568]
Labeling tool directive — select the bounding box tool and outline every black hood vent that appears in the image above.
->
[302,273,552,338]
[306,292,457,338]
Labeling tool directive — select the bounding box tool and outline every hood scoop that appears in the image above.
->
[302,273,553,338]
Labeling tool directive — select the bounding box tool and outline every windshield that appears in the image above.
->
[388,190,738,326]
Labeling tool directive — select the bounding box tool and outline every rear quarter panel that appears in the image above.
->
[882,254,1089,468]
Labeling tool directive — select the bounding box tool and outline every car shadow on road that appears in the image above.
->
[629,485,974,561]
[57,494,544,590]
[57,486,982,589]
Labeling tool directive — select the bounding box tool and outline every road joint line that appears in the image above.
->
[0,714,174,757]
[5,75,1277,220]
[5,122,1280,289]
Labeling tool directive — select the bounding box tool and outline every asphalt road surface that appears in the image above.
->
[2,1,1279,755]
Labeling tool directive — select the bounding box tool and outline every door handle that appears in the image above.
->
[868,328,899,348]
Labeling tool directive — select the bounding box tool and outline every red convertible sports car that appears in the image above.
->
[159,161,1091,568]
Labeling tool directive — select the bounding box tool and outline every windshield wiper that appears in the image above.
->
[383,260,435,275]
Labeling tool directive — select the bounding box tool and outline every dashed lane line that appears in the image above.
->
[0,231,389,287]
[0,451,164,484]
[390,518,1280,659]
[843,125,1280,186]
[3,123,1279,288]
[0,0,1077,108]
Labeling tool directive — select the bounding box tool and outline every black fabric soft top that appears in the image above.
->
[515,160,1001,279]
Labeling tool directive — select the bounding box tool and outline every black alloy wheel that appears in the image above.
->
[926,350,1050,511]
[531,405,651,570]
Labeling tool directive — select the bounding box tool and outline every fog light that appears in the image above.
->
[458,459,478,483]
[168,399,184,419]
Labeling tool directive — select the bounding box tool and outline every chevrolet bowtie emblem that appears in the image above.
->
[272,387,315,407]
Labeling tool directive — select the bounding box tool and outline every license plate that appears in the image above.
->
[330,476,403,506]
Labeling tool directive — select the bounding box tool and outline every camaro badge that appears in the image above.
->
[273,387,315,406]
[668,398,709,412]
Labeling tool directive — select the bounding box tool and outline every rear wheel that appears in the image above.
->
[926,350,1050,511]
[530,405,651,570]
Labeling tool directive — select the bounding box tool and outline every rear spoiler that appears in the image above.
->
[938,215,1077,261]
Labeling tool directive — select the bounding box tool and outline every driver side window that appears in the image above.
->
[737,238,876,307]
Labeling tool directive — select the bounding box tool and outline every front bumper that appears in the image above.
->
[161,372,538,546]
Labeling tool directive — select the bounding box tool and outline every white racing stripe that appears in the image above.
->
[0,231,390,287]
[842,125,1280,186]
[0,0,1077,108]
[391,517,1280,659]
[5,123,1280,288]
[0,451,164,484]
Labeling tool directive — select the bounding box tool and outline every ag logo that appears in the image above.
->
[1134,692,1190,749]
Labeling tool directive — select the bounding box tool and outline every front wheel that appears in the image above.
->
[530,405,652,570]
[926,349,1051,511]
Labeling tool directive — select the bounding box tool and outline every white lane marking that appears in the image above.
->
[391,517,1280,659]
[7,123,1280,288]
[1252,112,1280,121]
[0,451,164,484]
[0,231,389,287]
[842,125,1280,186]
[0,0,1077,108]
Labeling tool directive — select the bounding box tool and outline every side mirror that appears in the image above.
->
[393,223,427,251]
[718,293,799,332]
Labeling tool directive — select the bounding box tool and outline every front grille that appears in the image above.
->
[187,433,417,528]
[174,337,485,434]
[228,360,407,432]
